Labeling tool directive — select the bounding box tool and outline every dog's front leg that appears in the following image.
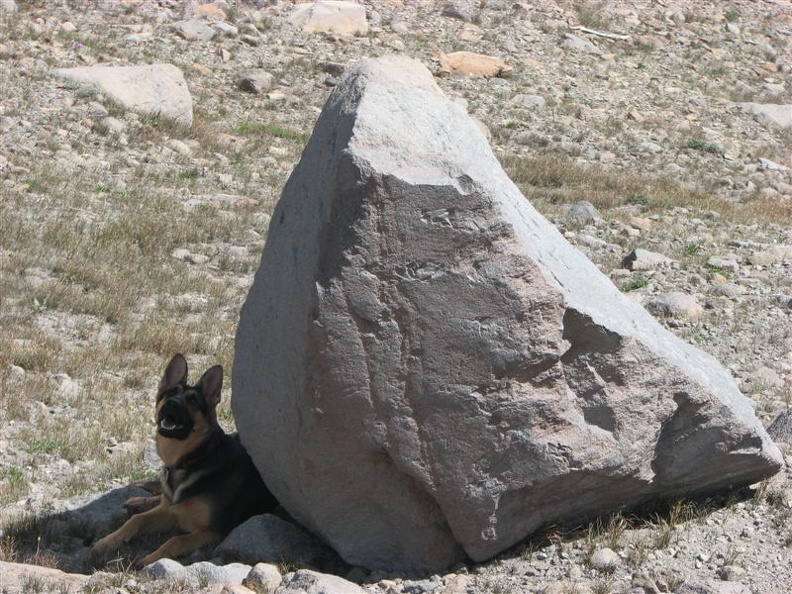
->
[139,530,222,567]
[125,495,161,515]
[92,498,176,555]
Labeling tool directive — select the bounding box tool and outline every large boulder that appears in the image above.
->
[233,56,783,573]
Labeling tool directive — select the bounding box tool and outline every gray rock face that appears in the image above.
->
[233,56,782,573]
[51,64,193,127]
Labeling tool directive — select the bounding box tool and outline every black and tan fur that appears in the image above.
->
[92,353,277,566]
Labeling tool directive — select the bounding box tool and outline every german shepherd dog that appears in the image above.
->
[92,354,277,566]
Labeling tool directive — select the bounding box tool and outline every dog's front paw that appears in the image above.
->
[138,550,165,568]
[92,533,121,556]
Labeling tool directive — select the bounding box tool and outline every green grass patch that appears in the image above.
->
[685,139,723,154]
[236,120,308,143]
[622,278,649,292]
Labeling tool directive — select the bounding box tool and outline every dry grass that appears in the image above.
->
[501,154,792,224]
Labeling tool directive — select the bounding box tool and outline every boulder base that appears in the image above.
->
[233,56,782,573]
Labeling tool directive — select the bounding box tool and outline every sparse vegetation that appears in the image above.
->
[683,243,702,256]
[685,138,723,155]
[236,120,308,143]
[724,8,741,22]
[622,277,649,291]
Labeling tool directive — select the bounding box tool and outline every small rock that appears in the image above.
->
[513,94,545,109]
[194,2,227,19]
[236,70,275,94]
[564,200,602,225]
[243,562,283,593]
[213,21,239,37]
[186,561,251,585]
[589,547,621,571]
[170,19,216,42]
[718,565,747,581]
[438,51,512,77]
[622,248,672,271]
[758,157,789,172]
[221,585,258,594]
[646,292,704,321]
[143,558,187,580]
[707,256,740,274]
[767,410,792,445]
[746,366,784,390]
[278,569,367,594]
[441,1,473,22]
[319,61,346,77]
[562,33,602,55]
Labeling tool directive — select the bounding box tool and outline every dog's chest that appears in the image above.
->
[161,466,200,504]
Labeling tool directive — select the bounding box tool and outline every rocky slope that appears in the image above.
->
[0,1,791,593]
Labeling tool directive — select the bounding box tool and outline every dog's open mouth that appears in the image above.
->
[157,400,193,439]
[159,415,182,432]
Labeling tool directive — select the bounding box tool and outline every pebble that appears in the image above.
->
[588,547,621,571]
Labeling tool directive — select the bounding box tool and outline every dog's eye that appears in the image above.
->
[187,394,198,405]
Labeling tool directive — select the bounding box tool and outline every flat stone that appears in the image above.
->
[438,51,512,77]
[289,1,368,36]
[52,64,193,127]
[170,19,216,42]
[735,103,792,129]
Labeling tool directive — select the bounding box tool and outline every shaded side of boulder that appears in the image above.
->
[51,64,193,127]
[233,56,782,573]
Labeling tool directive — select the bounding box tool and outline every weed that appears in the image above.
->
[706,263,730,277]
[622,278,649,292]
[22,574,47,594]
[625,532,650,568]
[683,243,701,256]
[236,120,308,143]
[724,8,740,22]
[0,467,27,505]
[179,167,201,180]
[685,139,723,155]
[720,543,744,568]
[477,575,517,594]
[626,193,648,206]
[591,576,613,594]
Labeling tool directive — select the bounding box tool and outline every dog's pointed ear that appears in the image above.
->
[161,353,188,392]
[197,365,223,409]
